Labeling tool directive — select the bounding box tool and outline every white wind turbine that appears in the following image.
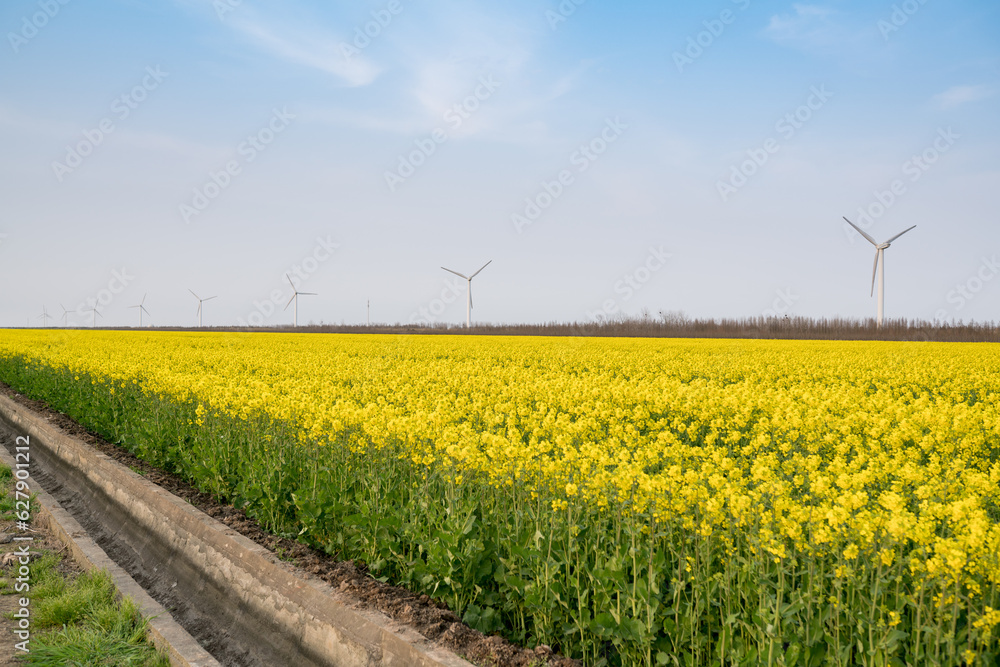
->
[60,304,70,327]
[842,217,916,327]
[189,290,217,328]
[284,274,316,327]
[85,306,102,328]
[129,293,150,327]
[441,260,492,328]
[37,306,52,328]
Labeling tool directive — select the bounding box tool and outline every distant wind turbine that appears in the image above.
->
[284,274,316,327]
[85,306,102,328]
[189,290,217,328]
[37,306,52,328]
[129,293,150,327]
[842,217,916,327]
[441,260,492,328]
[60,304,69,327]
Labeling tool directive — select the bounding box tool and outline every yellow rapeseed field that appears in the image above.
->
[1,329,998,664]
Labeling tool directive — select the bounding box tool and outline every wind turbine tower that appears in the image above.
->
[441,260,492,328]
[189,290,217,328]
[284,274,317,327]
[842,217,916,327]
[129,293,151,327]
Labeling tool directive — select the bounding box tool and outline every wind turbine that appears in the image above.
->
[85,306,102,328]
[60,304,69,327]
[842,217,916,327]
[189,290,217,328]
[284,274,316,327]
[37,306,52,328]
[129,293,150,327]
[441,260,492,328]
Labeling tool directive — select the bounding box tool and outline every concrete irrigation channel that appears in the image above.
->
[0,393,475,667]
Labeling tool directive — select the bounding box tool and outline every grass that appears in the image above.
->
[0,462,169,666]
[22,568,168,666]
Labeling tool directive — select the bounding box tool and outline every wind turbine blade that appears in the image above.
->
[871,250,880,297]
[284,293,296,310]
[205,296,218,302]
[843,217,878,247]
[286,274,297,290]
[299,292,317,296]
[141,293,147,305]
[141,306,150,315]
[441,267,469,280]
[189,289,200,300]
[469,260,492,279]
[885,225,917,244]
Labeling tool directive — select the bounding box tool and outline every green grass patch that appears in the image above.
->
[0,460,168,666]
[23,569,168,666]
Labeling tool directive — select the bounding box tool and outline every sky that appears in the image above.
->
[1,0,998,329]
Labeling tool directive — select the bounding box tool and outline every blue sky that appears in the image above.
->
[1,0,997,328]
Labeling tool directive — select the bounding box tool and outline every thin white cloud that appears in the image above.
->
[764,4,839,46]
[933,85,995,110]
[228,17,381,87]
[547,59,598,102]
[172,0,380,86]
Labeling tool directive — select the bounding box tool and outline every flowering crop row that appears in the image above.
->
[0,330,997,665]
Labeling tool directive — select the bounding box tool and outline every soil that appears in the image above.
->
[0,385,579,667]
